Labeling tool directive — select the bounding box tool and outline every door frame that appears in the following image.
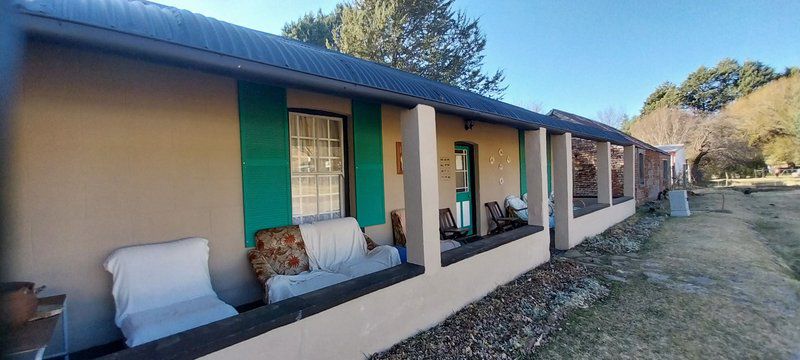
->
[454,142,477,235]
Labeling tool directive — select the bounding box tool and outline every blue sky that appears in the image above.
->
[152,0,800,119]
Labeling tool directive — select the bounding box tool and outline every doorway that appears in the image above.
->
[454,143,476,235]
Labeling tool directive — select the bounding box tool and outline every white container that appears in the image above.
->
[669,190,691,217]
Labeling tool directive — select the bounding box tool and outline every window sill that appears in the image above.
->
[441,225,544,267]
[573,203,610,218]
[101,263,424,359]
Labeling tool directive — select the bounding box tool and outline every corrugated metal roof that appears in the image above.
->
[12,0,635,145]
[548,109,668,154]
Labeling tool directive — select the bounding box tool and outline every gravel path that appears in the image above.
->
[372,208,667,359]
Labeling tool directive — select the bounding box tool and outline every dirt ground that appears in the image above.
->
[533,189,800,359]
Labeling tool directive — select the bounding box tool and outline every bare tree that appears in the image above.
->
[524,101,544,113]
[596,106,629,129]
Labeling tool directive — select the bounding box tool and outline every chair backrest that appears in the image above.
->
[250,225,310,280]
[103,237,217,326]
[391,209,407,246]
[439,208,457,230]
[485,201,504,221]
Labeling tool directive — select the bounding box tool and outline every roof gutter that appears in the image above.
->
[17,12,634,145]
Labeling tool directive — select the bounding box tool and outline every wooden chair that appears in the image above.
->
[485,201,521,234]
[439,208,470,240]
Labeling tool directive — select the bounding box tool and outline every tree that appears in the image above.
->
[282,0,506,98]
[641,82,682,115]
[281,6,344,49]
[596,106,629,129]
[738,60,778,96]
[680,58,742,113]
[725,74,800,165]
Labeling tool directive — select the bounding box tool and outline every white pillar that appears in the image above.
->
[401,104,441,272]
[623,145,636,198]
[525,128,548,228]
[596,141,612,205]
[552,133,573,250]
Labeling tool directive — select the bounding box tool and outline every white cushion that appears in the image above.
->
[440,240,461,252]
[267,271,351,303]
[299,217,368,273]
[338,245,401,279]
[103,237,218,328]
[120,295,237,347]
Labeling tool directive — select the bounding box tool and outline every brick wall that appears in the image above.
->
[571,139,624,198]
[636,149,670,205]
[571,139,667,205]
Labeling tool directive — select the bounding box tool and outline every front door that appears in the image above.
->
[454,145,475,234]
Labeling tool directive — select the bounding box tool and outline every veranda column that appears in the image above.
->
[596,141,613,205]
[623,145,636,198]
[525,128,548,228]
[552,132,573,250]
[401,104,441,272]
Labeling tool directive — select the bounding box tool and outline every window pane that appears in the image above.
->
[330,121,341,140]
[299,139,316,172]
[316,118,329,139]
[317,140,330,157]
[289,115,298,136]
[299,115,314,137]
[330,140,342,158]
[456,171,466,189]
[455,155,464,170]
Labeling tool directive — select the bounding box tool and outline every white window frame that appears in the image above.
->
[289,112,346,224]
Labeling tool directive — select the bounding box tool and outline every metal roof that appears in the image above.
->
[548,109,669,154]
[12,0,637,145]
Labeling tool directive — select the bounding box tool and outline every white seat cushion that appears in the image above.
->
[338,245,401,279]
[120,295,237,347]
[440,240,461,252]
[267,271,351,303]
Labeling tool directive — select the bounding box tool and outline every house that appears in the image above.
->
[549,110,671,205]
[657,144,688,184]
[5,0,666,358]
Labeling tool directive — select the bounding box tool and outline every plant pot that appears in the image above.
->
[0,282,39,329]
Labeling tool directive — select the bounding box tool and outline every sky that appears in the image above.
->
[151,0,800,119]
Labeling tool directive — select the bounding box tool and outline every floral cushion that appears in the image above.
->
[247,226,309,288]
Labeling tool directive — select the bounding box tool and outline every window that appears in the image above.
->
[455,148,469,193]
[638,152,645,185]
[663,159,671,184]
[289,112,345,224]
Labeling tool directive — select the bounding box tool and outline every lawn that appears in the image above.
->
[532,189,800,359]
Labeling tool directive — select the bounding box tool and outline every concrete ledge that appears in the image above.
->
[573,203,610,218]
[441,225,545,266]
[612,196,633,205]
[99,264,425,359]
[567,199,636,249]
[202,230,550,359]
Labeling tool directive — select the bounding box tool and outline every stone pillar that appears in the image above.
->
[401,104,441,272]
[552,133,573,250]
[596,141,612,205]
[525,128,548,228]
[623,145,636,198]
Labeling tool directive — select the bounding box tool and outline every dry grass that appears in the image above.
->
[532,189,800,359]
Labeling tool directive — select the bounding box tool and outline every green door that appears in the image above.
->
[454,145,475,234]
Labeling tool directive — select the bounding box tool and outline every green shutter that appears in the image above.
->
[352,100,385,227]
[238,81,291,247]
[519,130,527,196]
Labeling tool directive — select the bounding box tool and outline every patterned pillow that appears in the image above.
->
[247,226,310,288]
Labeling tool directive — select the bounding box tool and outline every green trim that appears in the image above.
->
[546,134,553,194]
[352,100,386,227]
[455,144,476,235]
[238,81,291,247]
[518,130,527,196]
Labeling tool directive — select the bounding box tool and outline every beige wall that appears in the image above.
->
[6,42,260,353]
[202,231,550,360]
[569,200,636,248]
[368,109,522,243]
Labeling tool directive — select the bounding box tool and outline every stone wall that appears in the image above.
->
[636,149,670,205]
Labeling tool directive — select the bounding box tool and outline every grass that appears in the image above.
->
[531,189,800,359]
